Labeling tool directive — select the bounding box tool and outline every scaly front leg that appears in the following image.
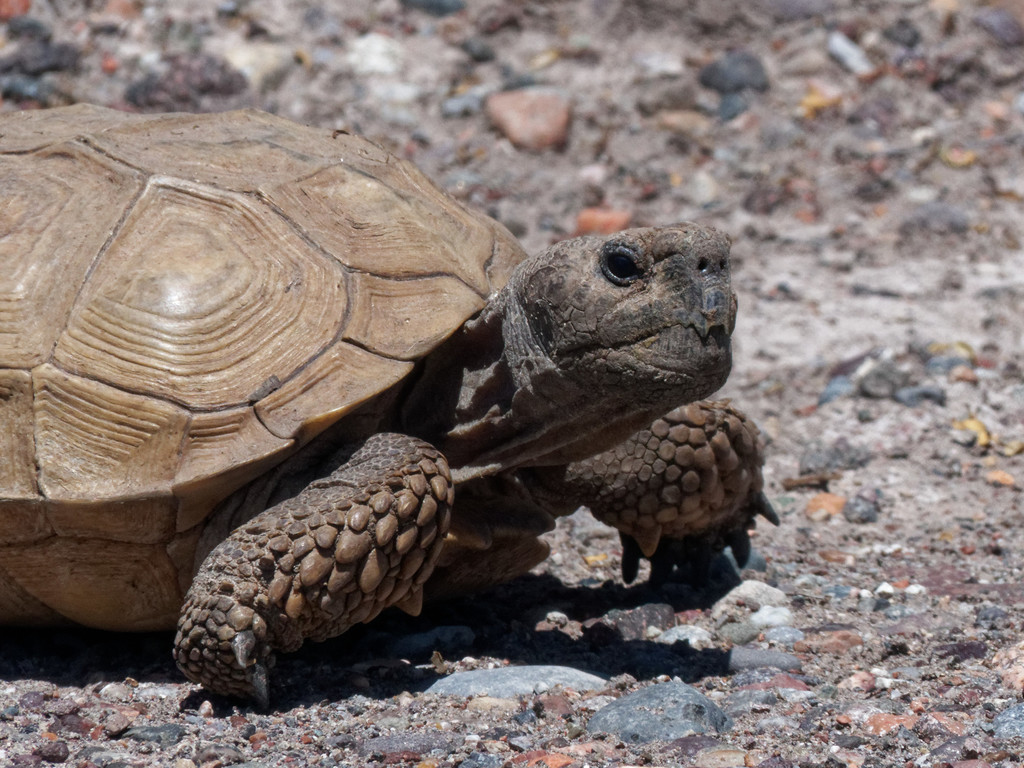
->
[533,400,777,586]
[173,433,454,707]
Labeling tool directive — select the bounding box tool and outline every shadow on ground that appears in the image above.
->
[1,561,742,712]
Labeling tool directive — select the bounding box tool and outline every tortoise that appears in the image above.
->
[0,104,774,705]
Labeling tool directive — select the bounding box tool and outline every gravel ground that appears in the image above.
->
[2,0,1024,766]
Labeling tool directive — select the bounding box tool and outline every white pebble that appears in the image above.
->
[346,33,404,75]
[874,581,896,596]
[827,31,874,76]
[750,605,794,629]
[656,625,714,649]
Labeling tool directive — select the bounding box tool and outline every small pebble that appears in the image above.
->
[764,626,804,646]
[818,375,855,405]
[718,622,760,645]
[899,202,970,236]
[486,88,571,151]
[346,33,404,76]
[805,492,846,522]
[657,625,715,649]
[441,85,490,117]
[575,207,632,235]
[123,724,186,745]
[400,0,465,15]
[728,647,802,672]
[426,665,606,697]
[857,359,910,399]
[974,8,1024,47]
[461,37,495,62]
[762,0,832,22]
[991,704,1024,741]
[698,50,769,94]
[33,741,69,764]
[587,682,732,742]
[195,744,243,765]
[717,92,749,121]
[843,491,880,524]
[883,18,921,48]
[827,30,874,75]
[749,606,793,629]
[894,385,946,407]
[799,439,871,474]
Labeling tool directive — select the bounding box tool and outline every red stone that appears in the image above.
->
[864,712,918,735]
[575,207,632,235]
[486,89,571,151]
[0,0,30,21]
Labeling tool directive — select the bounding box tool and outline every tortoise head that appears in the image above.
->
[421,222,737,479]
[506,223,735,409]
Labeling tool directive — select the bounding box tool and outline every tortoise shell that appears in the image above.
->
[0,104,524,630]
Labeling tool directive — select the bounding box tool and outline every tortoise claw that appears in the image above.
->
[725,527,751,568]
[231,630,271,710]
[753,492,780,526]
[619,531,642,584]
[250,659,270,711]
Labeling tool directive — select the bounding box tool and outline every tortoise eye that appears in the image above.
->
[601,244,643,286]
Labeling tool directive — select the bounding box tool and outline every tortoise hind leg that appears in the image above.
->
[173,433,453,706]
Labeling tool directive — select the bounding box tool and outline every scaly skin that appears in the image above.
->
[531,400,777,586]
[174,434,453,707]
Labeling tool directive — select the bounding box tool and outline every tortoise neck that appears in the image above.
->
[401,282,654,484]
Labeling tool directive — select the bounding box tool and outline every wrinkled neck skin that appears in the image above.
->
[402,224,736,485]
[402,273,698,485]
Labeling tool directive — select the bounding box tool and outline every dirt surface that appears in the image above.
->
[2,0,1024,766]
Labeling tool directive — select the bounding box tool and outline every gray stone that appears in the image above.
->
[728,647,802,672]
[884,18,921,48]
[762,0,832,21]
[587,682,732,743]
[975,8,1024,47]
[76,748,139,766]
[123,723,186,745]
[819,375,855,405]
[755,714,799,733]
[441,86,490,118]
[356,731,459,757]
[843,492,880,524]
[718,92,749,121]
[764,626,804,645]
[718,621,760,645]
[894,385,946,407]
[725,688,778,715]
[798,438,871,475]
[991,704,1024,741]
[857,359,910,399]
[605,603,676,640]
[401,0,465,15]
[426,665,607,697]
[900,202,970,236]
[698,50,768,94]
